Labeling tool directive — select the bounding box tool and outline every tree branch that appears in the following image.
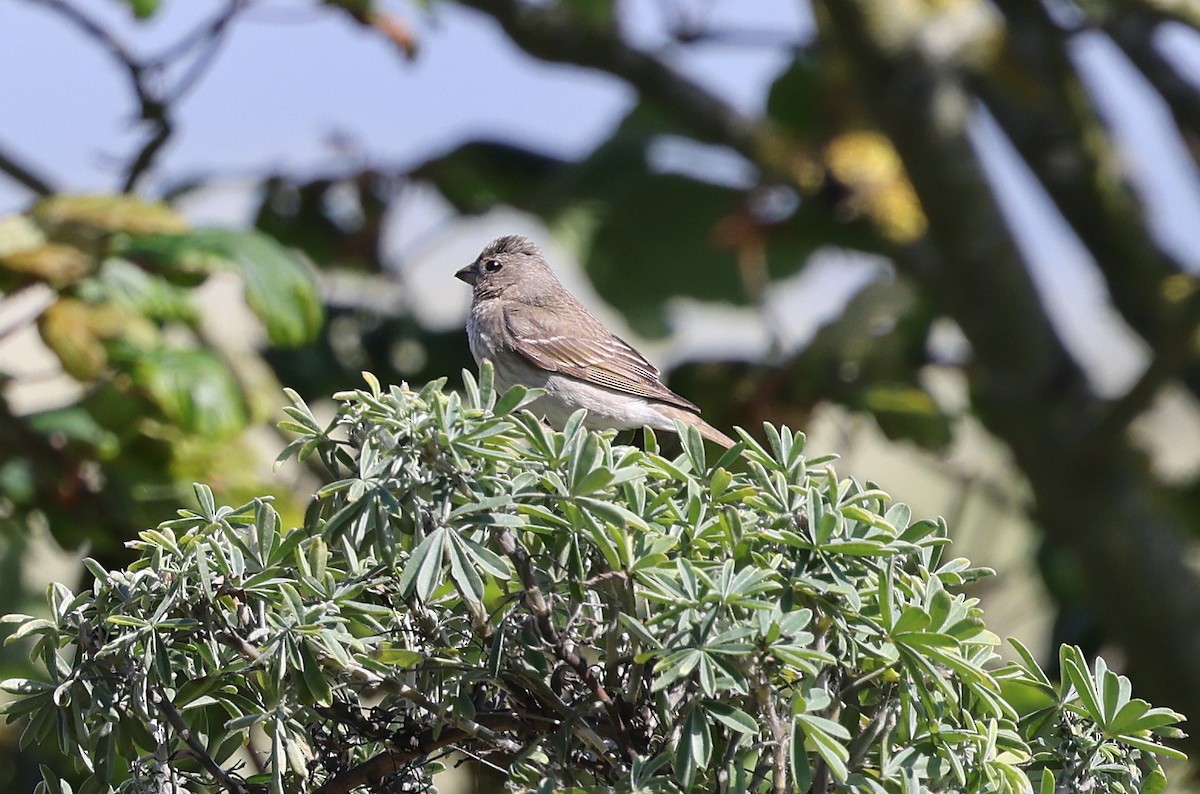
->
[496,527,633,759]
[975,1,1193,381]
[312,712,526,794]
[1105,10,1200,144]
[152,686,250,794]
[29,0,248,193]
[1096,280,1200,438]
[454,0,763,157]
[0,142,55,197]
[821,0,1200,753]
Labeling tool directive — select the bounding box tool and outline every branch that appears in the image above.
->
[339,659,523,753]
[152,686,250,794]
[30,0,248,193]
[846,698,896,772]
[1097,280,1200,438]
[33,0,148,104]
[496,527,634,759]
[974,1,1191,375]
[754,667,788,794]
[821,0,1200,754]
[121,116,173,194]
[1127,0,1200,30]
[454,0,763,157]
[312,712,525,794]
[0,142,55,196]
[161,0,248,106]
[1106,10,1200,141]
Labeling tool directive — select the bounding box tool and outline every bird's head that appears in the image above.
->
[456,235,553,299]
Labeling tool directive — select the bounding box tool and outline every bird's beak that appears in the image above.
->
[455,263,478,285]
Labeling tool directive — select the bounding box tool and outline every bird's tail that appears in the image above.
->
[656,405,736,449]
[695,419,736,449]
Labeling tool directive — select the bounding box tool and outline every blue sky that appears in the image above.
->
[0,0,803,209]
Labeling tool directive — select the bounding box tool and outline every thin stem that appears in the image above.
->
[496,526,634,760]
[152,686,249,794]
[0,143,55,196]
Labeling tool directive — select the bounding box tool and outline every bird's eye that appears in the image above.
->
[484,258,502,272]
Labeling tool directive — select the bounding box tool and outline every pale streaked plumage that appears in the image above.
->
[455,235,735,448]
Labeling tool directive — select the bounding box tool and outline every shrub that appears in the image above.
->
[2,364,1185,793]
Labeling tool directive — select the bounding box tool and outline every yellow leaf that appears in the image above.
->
[824,131,927,243]
[37,298,131,380]
[32,194,188,240]
[0,243,93,286]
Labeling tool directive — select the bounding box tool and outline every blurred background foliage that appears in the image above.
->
[2,0,1200,788]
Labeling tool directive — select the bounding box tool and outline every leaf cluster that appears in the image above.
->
[0,364,1184,793]
[0,196,323,552]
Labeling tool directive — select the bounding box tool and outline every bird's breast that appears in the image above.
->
[465,304,498,363]
[466,301,527,393]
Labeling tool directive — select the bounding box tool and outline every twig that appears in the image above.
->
[669,26,810,49]
[163,0,248,106]
[31,0,247,193]
[755,667,788,794]
[152,686,250,794]
[845,697,895,772]
[121,115,173,193]
[0,143,55,196]
[496,527,634,759]
[149,0,248,69]
[339,659,522,752]
[312,712,525,794]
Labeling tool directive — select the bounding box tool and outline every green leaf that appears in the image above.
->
[122,0,161,19]
[685,705,712,770]
[706,702,758,735]
[130,348,247,437]
[794,714,850,782]
[791,720,813,792]
[446,530,486,606]
[297,640,334,706]
[398,528,448,600]
[116,228,323,347]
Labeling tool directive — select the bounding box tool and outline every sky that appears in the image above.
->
[0,0,805,204]
[4,0,1200,396]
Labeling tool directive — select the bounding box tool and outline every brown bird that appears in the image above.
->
[456,235,735,448]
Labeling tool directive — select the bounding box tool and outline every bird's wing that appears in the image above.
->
[503,305,700,413]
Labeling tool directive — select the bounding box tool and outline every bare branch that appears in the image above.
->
[0,142,56,196]
[1106,10,1200,141]
[29,0,248,193]
[496,527,633,760]
[754,667,788,794]
[152,686,250,794]
[976,1,1189,363]
[312,713,525,794]
[121,115,173,194]
[33,0,151,107]
[163,0,249,106]
[454,0,763,157]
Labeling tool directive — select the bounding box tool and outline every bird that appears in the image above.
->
[456,235,735,448]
